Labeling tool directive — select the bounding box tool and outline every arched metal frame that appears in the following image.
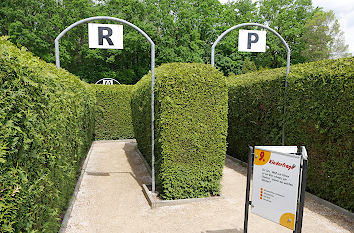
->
[55,16,157,192]
[95,78,121,85]
[211,23,291,145]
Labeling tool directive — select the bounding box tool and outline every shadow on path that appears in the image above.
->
[122,141,151,187]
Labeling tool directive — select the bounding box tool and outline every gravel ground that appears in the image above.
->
[61,140,353,233]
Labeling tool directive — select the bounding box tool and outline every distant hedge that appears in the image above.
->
[226,58,354,211]
[92,84,134,140]
[131,63,228,200]
[0,37,95,232]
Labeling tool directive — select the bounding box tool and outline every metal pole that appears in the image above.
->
[211,23,291,145]
[151,43,156,193]
[282,50,291,146]
[55,40,60,68]
[244,146,254,233]
[295,146,308,233]
[54,16,156,192]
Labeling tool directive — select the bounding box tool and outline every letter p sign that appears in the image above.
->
[238,30,266,52]
[88,23,123,49]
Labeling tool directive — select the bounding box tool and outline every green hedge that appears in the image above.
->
[92,84,134,140]
[227,58,354,211]
[130,71,152,163]
[0,37,96,232]
[131,63,228,200]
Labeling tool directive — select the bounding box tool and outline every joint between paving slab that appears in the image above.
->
[94,139,136,144]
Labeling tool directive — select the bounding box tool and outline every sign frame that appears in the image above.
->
[244,146,308,233]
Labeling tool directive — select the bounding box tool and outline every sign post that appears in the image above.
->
[244,146,308,233]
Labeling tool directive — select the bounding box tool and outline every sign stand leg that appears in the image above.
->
[294,157,308,233]
[244,146,254,233]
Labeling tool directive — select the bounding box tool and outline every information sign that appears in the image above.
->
[251,146,301,230]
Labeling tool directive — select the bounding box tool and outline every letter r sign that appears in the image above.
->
[88,23,123,49]
[238,30,266,52]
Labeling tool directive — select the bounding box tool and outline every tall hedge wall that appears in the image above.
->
[227,58,354,211]
[130,72,152,162]
[131,63,228,200]
[0,37,96,232]
[92,84,134,140]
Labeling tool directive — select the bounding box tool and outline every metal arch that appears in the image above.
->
[55,16,157,193]
[211,23,290,76]
[211,23,291,145]
[55,16,155,70]
[95,78,121,85]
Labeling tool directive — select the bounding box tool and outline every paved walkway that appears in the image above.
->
[61,140,353,233]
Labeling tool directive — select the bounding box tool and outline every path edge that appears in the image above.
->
[59,141,96,233]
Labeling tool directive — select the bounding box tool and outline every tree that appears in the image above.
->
[242,57,257,73]
[302,9,351,61]
[254,0,314,67]
[213,0,258,75]
[84,0,153,84]
[1,0,350,83]
[0,0,97,63]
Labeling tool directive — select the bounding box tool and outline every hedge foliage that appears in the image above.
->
[130,71,152,163]
[92,84,134,140]
[131,63,228,200]
[0,37,96,232]
[226,58,354,211]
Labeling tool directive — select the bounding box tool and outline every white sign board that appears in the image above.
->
[238,30,266,52]
[251,146,301,230]
[88,23,123,49]
[103,79,113,85]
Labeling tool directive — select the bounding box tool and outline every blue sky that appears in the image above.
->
[219,0,354,55]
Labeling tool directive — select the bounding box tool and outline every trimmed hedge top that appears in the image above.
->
[132,63,228,199]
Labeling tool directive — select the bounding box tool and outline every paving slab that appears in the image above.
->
[61,140,353,233]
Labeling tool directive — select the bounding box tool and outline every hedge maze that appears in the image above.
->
[0,37,352,232]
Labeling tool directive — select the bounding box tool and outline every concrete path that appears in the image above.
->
[61,140,353,233]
